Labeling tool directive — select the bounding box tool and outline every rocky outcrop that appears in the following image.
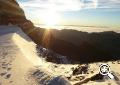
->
[0,0,28,25]
[0,0,35,34]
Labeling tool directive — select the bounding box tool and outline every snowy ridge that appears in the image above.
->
[0,26,71,85]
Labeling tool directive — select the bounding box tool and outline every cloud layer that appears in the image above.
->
[18,0,120,12]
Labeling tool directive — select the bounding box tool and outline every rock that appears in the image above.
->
[72,65,89,75]
[0,0,34,33]
[0,0,27,25]
[48,76,71,85]
[90,73,104,81]
[20,20,34,33]
[32,70,40,76]
[75,76,85,81]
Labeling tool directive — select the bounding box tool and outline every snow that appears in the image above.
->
[0,26,72,85]
[0,26,34,85]
[0,25,120,85]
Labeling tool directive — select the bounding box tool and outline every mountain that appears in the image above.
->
[0,0,26,24]
[0,26,72,85]
[0,0,34,32]
[29,28,120,63]
[1,0,120,64]
[1,1,120,85]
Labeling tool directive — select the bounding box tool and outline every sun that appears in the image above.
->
[40,10,61,26]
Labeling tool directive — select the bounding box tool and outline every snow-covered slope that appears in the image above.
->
[0,26,120,85]
[0,26,71,85]
[0,26,35,85]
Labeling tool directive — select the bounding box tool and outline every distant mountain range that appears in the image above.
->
[28,27,120,63]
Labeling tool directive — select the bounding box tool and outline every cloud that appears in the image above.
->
[97,0,120,8]
[18,0,120,12]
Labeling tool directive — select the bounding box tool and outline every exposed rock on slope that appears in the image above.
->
[0,0,35,36]
[0,0,27,25]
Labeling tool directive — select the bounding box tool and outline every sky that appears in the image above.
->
[17,0,120,28]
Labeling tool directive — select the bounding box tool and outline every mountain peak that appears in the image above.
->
[0,0,27,25]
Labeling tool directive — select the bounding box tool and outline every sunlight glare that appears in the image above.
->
[40,10,61,26]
